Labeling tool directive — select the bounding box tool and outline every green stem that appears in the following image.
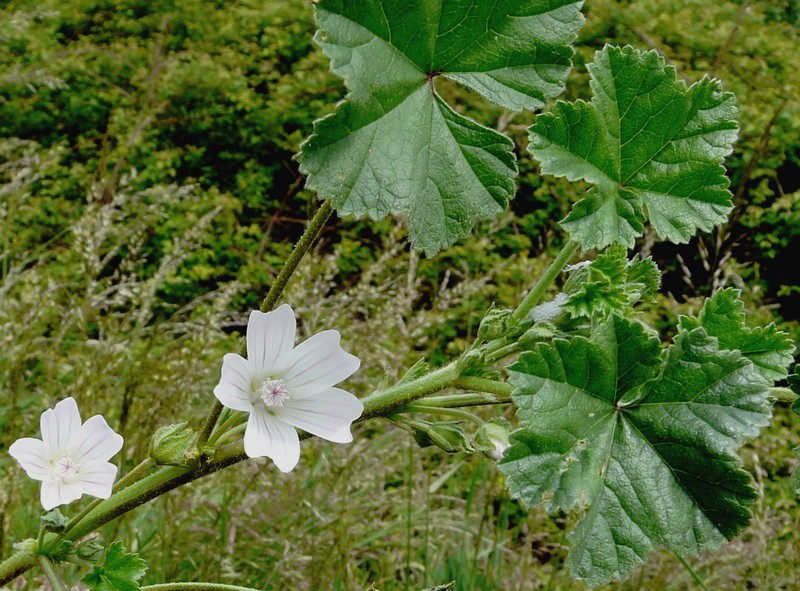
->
[672,551,710,591]
[359,363,459,421]
[212,423,247,446]
[36,524,46,553]
[454,377,513,399]
[260,199,333,313]
[511,240,579,323]
[417,392,509,408]
[404,405,484,426]
[1,345,459,586]
[39,557,66,591]
[0,551,37,586]
[197,200,334,447]
[141,583,264,591]
[114,458,154,493]
[207,411,246,447]
[63,458,155,536]
[196,404,223,451]
[483,342,520,365]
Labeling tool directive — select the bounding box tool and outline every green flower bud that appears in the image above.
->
[150,422,198,467]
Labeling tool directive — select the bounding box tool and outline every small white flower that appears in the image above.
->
[214,304,363,472]
[9,397,124,510]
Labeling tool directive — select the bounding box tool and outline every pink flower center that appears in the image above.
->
[257,378,290,407]
[54,453,80,481]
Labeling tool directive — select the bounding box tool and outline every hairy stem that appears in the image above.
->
[511,240,579,323]
[197,200,334,447]
[141,584,264,591]
[359,363,459,421]
[39,557,66,591]
[0,356,495,586]
[454,377,513,399]
[417,392,510,408]
[403,404,484,425]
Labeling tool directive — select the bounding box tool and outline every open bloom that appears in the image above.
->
[213,304,362,472]
[9,397,124,510]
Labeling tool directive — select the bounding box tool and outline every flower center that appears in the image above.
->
[257,378,290,407]
[54,453,80,482]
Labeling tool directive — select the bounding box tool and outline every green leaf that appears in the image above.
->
[562,244,660,320]
[680,288,796,381]
[299,0,585,255]
[530,45,738,249]
[789,365,800,416]
[499,316,772,586]
[82,542,148,591]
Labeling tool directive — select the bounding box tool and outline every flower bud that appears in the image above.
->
[150,422,198,467]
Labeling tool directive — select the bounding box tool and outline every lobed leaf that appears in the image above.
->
[679,288,796,381]
[299,0,585,255]
[529,45,739,249]
[499,315,772,586]
[82,542,148,591]
[562,243,661,320]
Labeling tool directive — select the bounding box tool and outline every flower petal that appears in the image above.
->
[41,397,82,455]
[280,330,360,398]
[243,407,300,472]
[214,353,255,411]
[40,481,83,511]
[247,305,296,376]
[77,461,118,499]
[74,415,124,463]
[8,438,51,480]
[278,388,363,443]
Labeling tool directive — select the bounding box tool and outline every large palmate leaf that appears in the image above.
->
[680,288,795,381]
[530,45,739,249]
[499,315,772,586]
[299,0,584,255]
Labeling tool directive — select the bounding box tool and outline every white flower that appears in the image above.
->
[213,304,363,472]
[9,397,124,510]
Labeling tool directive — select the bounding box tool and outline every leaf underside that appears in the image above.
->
[299,0,585,255]
[499,314,776,586]
[529,45,739,249]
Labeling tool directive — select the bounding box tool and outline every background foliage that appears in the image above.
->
[1,0,798,589]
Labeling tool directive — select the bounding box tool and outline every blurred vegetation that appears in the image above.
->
[1,0,799,590]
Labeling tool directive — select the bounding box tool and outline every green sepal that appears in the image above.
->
[41,509,68,533]
[407,419,475,454]
[472,419,512,461]
[397,357,430,386]
[477,306,513,342]
[75,540,106,563]
[150,422,198,467]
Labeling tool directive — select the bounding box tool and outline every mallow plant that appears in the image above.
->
[1,1,798,589]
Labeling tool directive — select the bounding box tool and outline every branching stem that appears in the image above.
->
[197,200,333,447]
